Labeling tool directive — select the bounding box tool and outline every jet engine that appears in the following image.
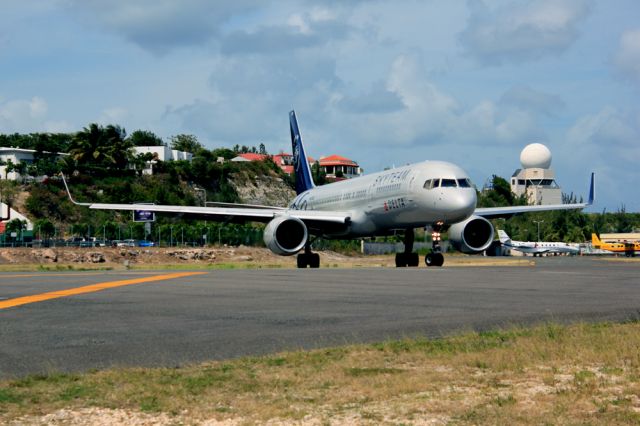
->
[263,215,308,256]
[448,215,494,254]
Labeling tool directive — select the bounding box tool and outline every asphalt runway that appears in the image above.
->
[1,257,639,378]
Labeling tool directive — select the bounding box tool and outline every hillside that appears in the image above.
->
[1,159,295,244]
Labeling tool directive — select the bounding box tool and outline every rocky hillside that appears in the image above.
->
[229,173,296,207]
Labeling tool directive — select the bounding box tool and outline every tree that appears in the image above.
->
[4,159,15,179]
[5,218,27,239]
[129,130,164,147]
[34,218,55,240]
[69,123,133,172]
[170,134,202,154]
[259,143,267,155]
[131,152,156,176]
[0,180,19,207]
[312,161,326,185]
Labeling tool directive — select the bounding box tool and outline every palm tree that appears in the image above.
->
[69,124,134,171]
[70,124,113,171]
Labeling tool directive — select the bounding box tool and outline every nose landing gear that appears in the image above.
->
[425,226,444,267]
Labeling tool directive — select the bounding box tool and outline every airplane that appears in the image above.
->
[62,110,595,268]
[592,233,638,257]
[497,230,580,256]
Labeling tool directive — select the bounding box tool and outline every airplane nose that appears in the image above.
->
[443,190,476,222]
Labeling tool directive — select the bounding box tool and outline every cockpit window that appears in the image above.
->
[457,178,472,188]
[423,179,436,189]
[440,179,457,187]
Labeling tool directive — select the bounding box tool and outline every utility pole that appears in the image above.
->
[533,220,544,242]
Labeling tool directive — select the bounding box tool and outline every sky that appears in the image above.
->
[1,0,639,211]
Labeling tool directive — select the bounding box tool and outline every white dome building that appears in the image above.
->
[520,143,552,169]
[510,143,562,205]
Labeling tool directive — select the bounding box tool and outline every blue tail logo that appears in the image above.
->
[289,110,315,195]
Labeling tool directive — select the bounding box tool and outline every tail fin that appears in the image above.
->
[592,233,602,246]
[497,230,511,244]
[289,110,315,195]
[587,172,595,205]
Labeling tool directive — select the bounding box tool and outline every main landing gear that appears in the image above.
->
[297,242,320,268]
[395,229,420,267]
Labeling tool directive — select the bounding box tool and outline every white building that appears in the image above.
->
[510,143,562,205]
[0,147,68,181]
[133,146,193,175]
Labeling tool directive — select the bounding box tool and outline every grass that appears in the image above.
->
[2,321,640,424]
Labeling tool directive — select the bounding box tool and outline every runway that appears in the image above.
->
[1,257,639,378]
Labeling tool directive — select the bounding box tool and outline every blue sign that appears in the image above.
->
[133,210,155,222]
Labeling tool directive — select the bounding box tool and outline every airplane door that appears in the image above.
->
[367,180,376,209]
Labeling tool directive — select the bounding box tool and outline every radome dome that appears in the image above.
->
[520,143,552,169]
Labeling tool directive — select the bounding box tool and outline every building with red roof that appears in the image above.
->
[232,151,361,180]
[231,153,270,162]
[318,155,362,179]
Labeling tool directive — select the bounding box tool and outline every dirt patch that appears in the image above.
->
[0,246,529,270]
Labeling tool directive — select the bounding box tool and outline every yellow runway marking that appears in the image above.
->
[0,271,207,310]
[0,272,167,279]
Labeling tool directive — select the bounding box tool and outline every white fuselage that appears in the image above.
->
[504,240,580,255]
[289,161,477,237]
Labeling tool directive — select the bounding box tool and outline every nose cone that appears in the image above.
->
[441,189,476,222]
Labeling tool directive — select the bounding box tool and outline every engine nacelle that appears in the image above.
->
[448,215,494,254]
[263,216,308,256]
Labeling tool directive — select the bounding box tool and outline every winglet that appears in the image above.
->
[587,172,595,205]
[60,173,91,206]
[289,110,316,195]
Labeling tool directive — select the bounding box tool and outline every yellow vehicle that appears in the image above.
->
[592,234,639,257]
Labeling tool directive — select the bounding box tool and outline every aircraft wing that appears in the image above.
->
[61,173,349,225]
[83,202,350,224]
[475,172,595,219]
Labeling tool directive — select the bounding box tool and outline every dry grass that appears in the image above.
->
[2,321,640,424]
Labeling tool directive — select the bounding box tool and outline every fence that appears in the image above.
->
[362,241,451,255]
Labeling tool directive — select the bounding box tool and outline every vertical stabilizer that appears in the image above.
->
[591,233,602,246]
[289,110,316,195]
[497,230,511,244]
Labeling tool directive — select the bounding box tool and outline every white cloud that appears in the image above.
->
[499,85,565,116]
[567,107,637,148]
[98,107,129,126]
[563,107,640,210]
[0,97,47,132]
[614,28,640,84]
[459,0,591,65]
[66,0,261,54]
[0,96,74,133]
[312,55,548,152]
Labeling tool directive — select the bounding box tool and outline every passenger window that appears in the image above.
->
[441,179,457,187]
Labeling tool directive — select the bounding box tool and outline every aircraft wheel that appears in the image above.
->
[425,253,434,267]
[408,253,419,267]
[297,254,308,268]
[310,253,320,268]
[426,253,444,267]
[395,253,407,267]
